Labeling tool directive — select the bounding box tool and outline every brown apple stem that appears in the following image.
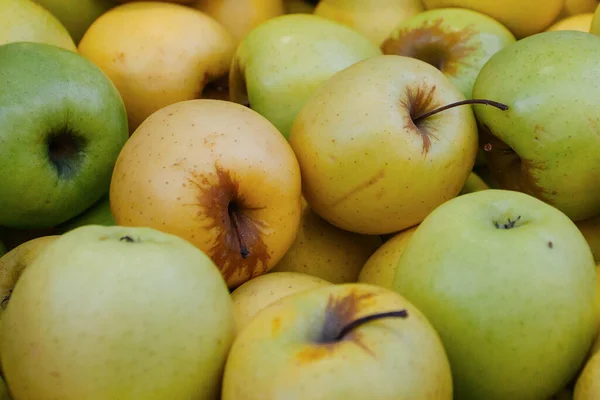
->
[335,310,409,341]
[413,99,509,123]
[229,209,250,259]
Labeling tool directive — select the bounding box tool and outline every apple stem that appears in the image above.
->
[230,210,250,259]
[335,310,409,341]
[413,99,509,123]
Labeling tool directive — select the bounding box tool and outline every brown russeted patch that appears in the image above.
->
[185,164,270,284]
[381,18,478,76]
[401,84,441,154]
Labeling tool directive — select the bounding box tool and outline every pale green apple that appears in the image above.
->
[0,42,129,230]
[33,0,115,44]
[222,283,453,399]
[55,195,114,234]
[472,30,600,223]
[289,54,478,235]
[391,189,599,400]
[229,13,382,138]
[0,0,76,50]
[382,8,515,99]
[0,225,236,400]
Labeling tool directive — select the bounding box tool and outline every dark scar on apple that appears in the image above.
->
[185,165,270,284]
[381,18,478,76]
[119,236,136,243]
[548,241,553,249]
[296,291,409,364]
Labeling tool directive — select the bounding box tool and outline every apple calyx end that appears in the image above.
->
[494,216,522,230]
[413,99,509,123]
[334,309,409,341]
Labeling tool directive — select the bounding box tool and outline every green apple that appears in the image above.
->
[0,0,76,50]
[0,225,236,400]
[288,54,479,235]
[32,0,115,44]
[391,189,599,400]
[222,283,453,399]
[381,8,515,100]
[459,171,489,195]
[55,195,114,234]
[229,13,382,139]
[472,30,600,222]
[0,42,129,230]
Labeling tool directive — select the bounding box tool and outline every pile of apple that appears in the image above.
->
[1,0,600,399]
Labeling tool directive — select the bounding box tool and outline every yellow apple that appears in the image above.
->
[231,271,331,332]
[561,0,599,17]
[0,0,76,50]
[78,2,236,133]
[110,99,303,289]
[589,4,600,34]
[357,226,418,289]
[195,0,285,44]
[270,199,382,283]
[422,0,564,38]
[222,283,453,399]
[547,13,594,32]
[576,215,600,264]
[314,0,424,46]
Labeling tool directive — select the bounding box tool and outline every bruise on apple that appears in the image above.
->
[401,84,441,154]
[381,18,478,77]
[187,164,270,285]
[479,123,553,204]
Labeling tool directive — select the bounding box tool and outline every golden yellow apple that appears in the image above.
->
[270,199,382,283]
[230,271,331,332]
[547,13,594,32]
[0,0,76,50]
[109,99,303,289]
[561,0,599,17]
[589,4,600,34]
[358,226,418,289]
[314,0,424,46]
[576,215,600,264]
[195,0,285,44]
[422,0,564,38]
[78,2,235,133]
[222,283,453,399]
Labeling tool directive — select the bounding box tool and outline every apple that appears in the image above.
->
[55,195,114,234]
[270,198,382,283]
[0,42,129,230]
[422,0,564,39]
[288,54,481,235]
[381,8,516,100]
[357,226,418,289]
[561,0,599,17]
[459,171,490,195]
[231,271,332,332]
[32,0,115,43]
[0,0,76,50]
[590,4,600,35]
[229,13,382,139]
[194,0,285,44]
[472,30,600,222]
[575,352,600,400]
[78,2,236,133]
[0,225,236,400]
[576,215,600,264]
[109,99,303,289]
[547,13,595,32]
[391,189,599,400]
[222,283,453,400]
[314,0,424,46]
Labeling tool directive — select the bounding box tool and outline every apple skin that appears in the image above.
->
[391,189,599,400]
[0,0,76,50]
[0,225,236,400]
[78,2,236,133]
[422,0,564,38]
[0,42,129,230]
[459,171,490,195]
[289,54,478,235]
[382,8,516,99]
[55,195,114,234]
[230,271,332,332]
[561,0,599,17]
[590,4,600,35]
[109,99,303,289]
[222,283,453,400]
[32,0,115,43]
[314,0,424,46]
[229,14,382,139]
[270,198,382,283]
[576,215,600,264]
[547,13,594,32]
